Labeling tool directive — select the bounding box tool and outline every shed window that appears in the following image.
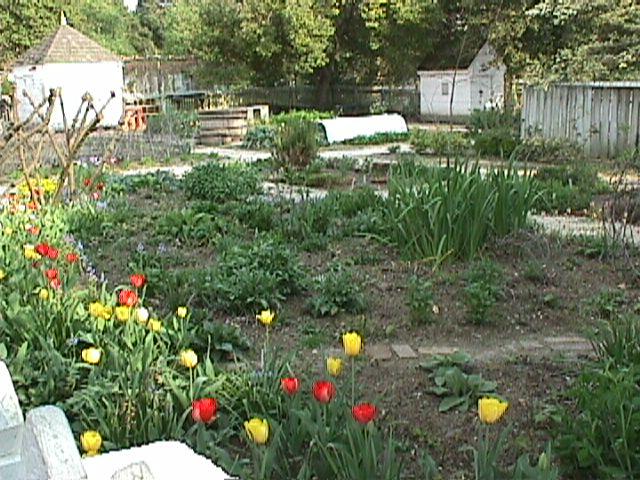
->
[441,82,449,96]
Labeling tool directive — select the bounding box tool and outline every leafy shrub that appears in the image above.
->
[343,131,410,145]
[273,120,319,170]
[406,275,436,324]
[468,109,521,157]
[271,110,334,125]
[512,137,583,164]
[591,315,640,367]
[308,262,367,317]
[533,164,608,213]
[464,260,504,324]
[410,129,471,156]
[146,105,199,139]
[155,209,227,246]
[243,124,277,149]
[182,162,260,202]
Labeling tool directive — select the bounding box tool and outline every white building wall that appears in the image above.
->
[469,43,506,110]
[419,71,471,116]
[13,61,124,129]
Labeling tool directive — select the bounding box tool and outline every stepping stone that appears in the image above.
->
[543,336,589,344]
[519,340,544,349]
[391,344,418,359]
[367,344,393,361]
[417,346,459,356]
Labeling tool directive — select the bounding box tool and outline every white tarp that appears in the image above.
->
[319,113,408,144]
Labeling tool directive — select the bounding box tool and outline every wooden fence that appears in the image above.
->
[521,82,640,158]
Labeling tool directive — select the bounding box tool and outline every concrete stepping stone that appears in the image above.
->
[417,346,459,356]
[391,344,418,359]
[367,344,393,361]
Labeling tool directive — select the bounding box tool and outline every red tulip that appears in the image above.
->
[50,277,62,290]
[118,289,138,307]
[91,191,101,201]
[47,247,59,260]
[66,253,79,263]
[84,178,93,187]
[312,381,336,404]
[130,274,147,289]
[28,226,40,236]
[352,403,378,424]
[281,377,300,396]
[192,398,218,424]
[96,182,105,191]
[44,269,59,281]
[35,243,50,257]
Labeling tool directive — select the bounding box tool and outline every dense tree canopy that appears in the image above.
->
[1,0,638,85]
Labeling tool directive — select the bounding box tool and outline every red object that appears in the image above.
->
[66,253,79,263]
[96,182,105,191]
[28,226,41,236]
[352,403,378,424]
[35,243,50,257]
[50,278,62,290]
[130,274,147,289]
[84,178,93,187]
[281,377,300,396]
[312,381,336,404]
[44,269,59,281]
[47,247,59,260]
[192,398,218,424]
[118,289,138,307]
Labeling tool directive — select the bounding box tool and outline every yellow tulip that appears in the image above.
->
[244,418,269,445]
[23,244,41,260]
[4,227,13,236]
[326,357,344,377]
[256,309,275,326]
[478,397,509,425]
[135,307,149,324]
[176,306,188,318]
[38,288,49,301]
[342,332,363,357]
[147,318,163,332]
[80,430,102,456]
[115,306,131,322]
[89,302,104,318]
[0,269,6,281]
[81,347,101,365]
[180,349,198,368]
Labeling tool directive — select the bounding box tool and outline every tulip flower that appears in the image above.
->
[191,398,218,424]
[312,380,336,404]
[83,178,93,187]
[176,306,188,318]
[147,318,163,332]
[118,289,138,307]
[47,246,59,260]
[66,253,79,263]
[81,347,101,365]
[326,357,343,377]
[80,430,102,456]
[244,418,269,445]
[342,332,363,357]
[180,349,198,368]
[0,269,6,281]
[130,273,147,289]
[281,377,300,396]
[478,397,509,425]
[23,245,41,260]
[35,243,50,257]
[38,288,49,300]
[27,226,40,236]
[44,269,59,281]
[256,309,275,326]
[50,277,62,290]
[135,307,149,324]
[115,306,131,322]
[352,403,378,424]
[89,302,112,320]
[4,227,13,236]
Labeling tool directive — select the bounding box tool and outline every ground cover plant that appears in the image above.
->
[2,140,639,479]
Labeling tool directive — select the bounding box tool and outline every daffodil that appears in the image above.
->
[256,309,275,327]
[244,418,269,445]
[180,349,198,368]
[81,347,101,365]
[342,332,363,357]
[176,306,188,318]
[478,397,509,424]
[115,306,131,322]
[326,357,344,377]
[80,430,102,456]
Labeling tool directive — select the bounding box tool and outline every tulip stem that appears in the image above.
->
[351,357,355,406]
[189,368,194,402]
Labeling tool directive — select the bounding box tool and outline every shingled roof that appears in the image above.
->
[14,24,121,66]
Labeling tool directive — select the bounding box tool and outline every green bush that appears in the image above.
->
[343,131,410,145]
[468,109,520,157]
[533,164,608,213]
[410,129,470,156]
[243,124,277,149]
[273,120,319,170]
[308,262,367,317]
[182,162,260,202]
[406,275,436,324]
[464,260,504,324]
[512,137,583,164]
[146,105,199,139]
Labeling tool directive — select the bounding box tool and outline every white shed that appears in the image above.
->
[417,42,506,117]
[11,19,123,129]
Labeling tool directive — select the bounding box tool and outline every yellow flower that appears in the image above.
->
[89,302,104,318]
[342,332,363,357]
[326,357,344,377]
[244,418,269,445]
[38,288,49,301]
[23,244,41,260]
[135,307,149,324]
[147,318,163,332]
[256,309,275,327]
[478,397,509,425]
[115,306,131,322]
[176,306,188,318]
[0,269,6,281]
[81,347,102,365]
[180,349,198,368]
[3,227,12,236]
[80,430,102,456]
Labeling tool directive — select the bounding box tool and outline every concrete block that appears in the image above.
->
[391,344,418,359]
[366,344,393,361]
[21,406,87,480]
[0,361,24,479]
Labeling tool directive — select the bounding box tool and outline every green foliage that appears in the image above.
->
[146,105,199,139]
[155,209,226,246]
[308,262,367,317]
[591,315,640,368]
[384,160,536,264]
[468,110,521,158]
[585,288,627,321]
[271,110,334,125]
[464,260,505,325]
[533,164,608,213]
[406,275,436,325]
[512,137,584,165]
[182,162,260,202]
[410,130,471,156]
[342,131,410,146]
[243,124,277,149]
[273,120,319,170]
[427,364,498,413]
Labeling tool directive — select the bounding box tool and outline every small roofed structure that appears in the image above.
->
[417,42,506,117]
[11,14,124,129]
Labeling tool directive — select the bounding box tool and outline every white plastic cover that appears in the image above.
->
[319,113,408,144]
